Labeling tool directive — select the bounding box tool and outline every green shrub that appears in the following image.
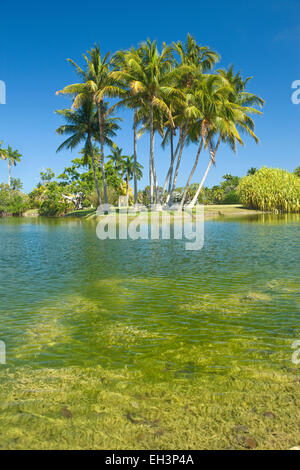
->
[28,186,44,209]
[0,184,29,216]
[39,182,71,216]
[237,167,300,213]
[222,190,240,204]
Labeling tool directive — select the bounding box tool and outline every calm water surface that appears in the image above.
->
[0,215,299,380]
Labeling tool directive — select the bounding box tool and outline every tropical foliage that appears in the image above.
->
[238,167,300,213]
[0,183,29,216]
[29,160,128,215]
[0,143,22,187]
[183,174,241,205]
[4,38,300,218]
[55,95,121,205]
[138,173,241,206]
[29,170,73,216]
[294,166,300,178]
[56,36,264,210]
[38,182,72,217]
[107,148,143,202]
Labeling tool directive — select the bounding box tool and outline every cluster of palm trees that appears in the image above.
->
[0,142,22,187]
[56,35,264,210]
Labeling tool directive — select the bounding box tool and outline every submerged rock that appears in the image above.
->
[241,292,272,302]
[263,411,276,419]
[244,437,257,449]
[61,406,72,419]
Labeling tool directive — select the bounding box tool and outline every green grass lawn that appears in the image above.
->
[64,205,262,221]
[64,208,97,218]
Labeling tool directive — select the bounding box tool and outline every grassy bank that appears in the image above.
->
[0,205,261,220]
[64,205,263,221]
[203,204,262,219]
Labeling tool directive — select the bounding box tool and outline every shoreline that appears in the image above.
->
[64,204,264,221]
[6,205,299,222]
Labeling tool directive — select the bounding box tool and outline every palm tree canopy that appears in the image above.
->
[171,34,219,89]
[56,44,125,110]
[0,145,22,165]
[211,67,264,151]
[107,146,127,170]
[56,98,120,154]
[172,34,219,71]
[111,40,188,126]
[120,155,143,181]
[0,141,7,161]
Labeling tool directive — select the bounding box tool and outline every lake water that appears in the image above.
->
[0,214,299,379]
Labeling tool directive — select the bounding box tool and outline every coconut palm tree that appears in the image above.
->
[174,74,226,209]
[163,36,219,206]
[172,34,219,75]
[165,90,204,206]
[0,140,5,175]
[160,126,177,200]
[56,44,124,205]
[56,96,120,205]
[111,47,144,205]
[111,40,184,205]
[119,155,143,203]
[107,146,125,171]
[0,145,22,187]
[187,69,264,209]
[136,103,169,201]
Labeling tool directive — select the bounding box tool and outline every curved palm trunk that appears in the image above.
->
[189,159,212,208]
[167,121,189,206]
[161,130,175,195]
[149,101,154,205]
[168,131,175,195]
[133,108,138,205]
[97,104,108,205]
[178,139,203,210]
[89,136,102,205]
[153,163,159,204]
[8,160,11,187]
[159,128,179,204]
[188,136,221,209]
[126,174,129,206]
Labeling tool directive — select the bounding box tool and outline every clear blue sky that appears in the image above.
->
[0,0,299,192]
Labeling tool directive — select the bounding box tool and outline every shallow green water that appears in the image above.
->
[0,214,299,380]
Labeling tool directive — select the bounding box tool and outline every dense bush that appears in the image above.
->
[237,167,300,213]
[28,186,45,209]
[87,187,121,207]
[28,164,124,215]
[173,175,241,206]
[38,182,72,216]
[0,184,29,216]
[222,190,240,204]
